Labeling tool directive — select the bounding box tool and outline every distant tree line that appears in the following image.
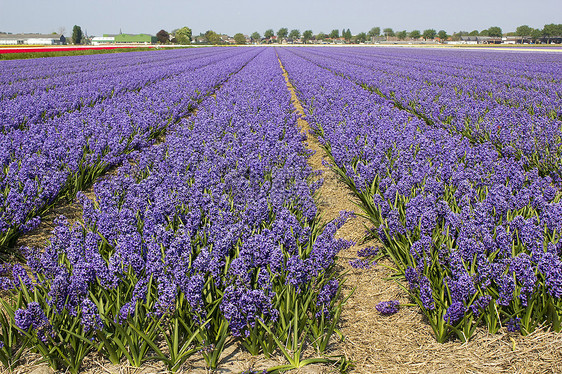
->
[240,26,449,44]
[235,23,562,44]
[12,23,562,47]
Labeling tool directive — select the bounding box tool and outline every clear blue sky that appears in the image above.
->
[1,0,560,37]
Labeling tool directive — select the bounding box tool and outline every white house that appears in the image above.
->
[0,33,66,45]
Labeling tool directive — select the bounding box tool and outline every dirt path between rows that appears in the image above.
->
[277,56,562,374]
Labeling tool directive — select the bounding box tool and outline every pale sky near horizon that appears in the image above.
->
[1,0,560,37]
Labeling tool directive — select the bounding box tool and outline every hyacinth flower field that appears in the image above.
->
[277,47,562,340]
[0,46,562,373]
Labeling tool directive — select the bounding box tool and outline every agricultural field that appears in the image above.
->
[0,46,164,61]
[0,46,562,373]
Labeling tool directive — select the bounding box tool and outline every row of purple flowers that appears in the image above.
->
[0,48,228,130]
[0,48,259,253]
[0,48,350,372]
[290,47,562,181]
[278,46,562,342]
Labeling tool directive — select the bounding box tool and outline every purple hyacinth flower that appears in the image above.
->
[375,300,400,315]
[507,317,521,332]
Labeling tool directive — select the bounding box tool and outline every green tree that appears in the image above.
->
[343,28,352,41]
[383,28,395,37]
[530,28,542,42]
[234,33,246,44]
[468,30,479,36]
[156,29,170,44]
[174,26,192,44]
[264,29,274,39]
[205,30,221,45]
[251,32,261,43]
[277,27,288,41]
[422,29,436,39]
[356,32,367,43]
[409,30,421,39]
[515,25,532,36]
[302,30,313,43]
[368,26,380,37]
[487,26,502,37]
[72,25,83,45]
[316,32,327,41]
[542,24,562,43]
[437,30,448,41]
[329,29,339,39]
[479,29,490,36]
[289,29,300,40]
[396,30,407,40]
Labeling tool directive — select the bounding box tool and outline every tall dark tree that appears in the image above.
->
[72,25,83,45]
[264,29,274,39]
[343,28,352,41]
[302,30,313,43]
[329,29,339,39]
[156,29,170,44]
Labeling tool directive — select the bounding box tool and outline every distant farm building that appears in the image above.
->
[459,36,502,44]
[91,36,115,45]
[193,36,207,44]
[109,34,157,44]
[0,33,66,45]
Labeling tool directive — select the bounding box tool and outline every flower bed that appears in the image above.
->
[278,47,562,342]
[0,48,351,373]
[0,48,259,253]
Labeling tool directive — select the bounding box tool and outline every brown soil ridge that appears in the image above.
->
[276,52,562,374]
